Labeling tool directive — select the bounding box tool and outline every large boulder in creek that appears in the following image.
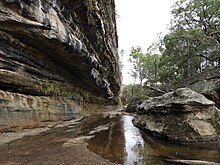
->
[133,88,220,143]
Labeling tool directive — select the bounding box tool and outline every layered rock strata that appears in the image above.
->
[178,66,220,108]
[0,90,83,132]
[133,88,220,143]
[0,0,121,130]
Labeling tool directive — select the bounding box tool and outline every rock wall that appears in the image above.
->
[0,0,121,130]
[0,90,82,132]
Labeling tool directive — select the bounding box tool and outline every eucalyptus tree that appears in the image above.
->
[159,0,220,84]
[171,0,220,63]
[128,46,161,86]
[128,47,144,85]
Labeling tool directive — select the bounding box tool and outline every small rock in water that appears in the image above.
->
[63,135,95,147]
[88,123,115,135]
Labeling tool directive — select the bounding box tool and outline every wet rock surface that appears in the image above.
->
[0,113,118,165]
[0,113,220,165]
[133,88,220,143]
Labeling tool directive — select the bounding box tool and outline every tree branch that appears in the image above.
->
[144,85,166,94]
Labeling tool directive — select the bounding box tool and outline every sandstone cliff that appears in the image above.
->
[0,0,121,130]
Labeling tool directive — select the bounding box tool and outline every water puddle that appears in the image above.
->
[0,114,220,165]
[86,115,220,165]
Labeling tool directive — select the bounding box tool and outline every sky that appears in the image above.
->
[115,0,177,85]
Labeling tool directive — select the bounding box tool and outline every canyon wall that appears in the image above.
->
[0,0,121,131]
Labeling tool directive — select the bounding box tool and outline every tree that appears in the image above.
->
[158,0,220,85]
[128,47,161,85]
[123,84,146,103]
[171,0,220,63]
[127,0,219,90]
[128,47,145,85]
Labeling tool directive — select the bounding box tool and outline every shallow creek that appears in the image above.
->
[86,115,220,164]
[0,114,220,165]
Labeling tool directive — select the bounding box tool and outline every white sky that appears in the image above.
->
[115,0,177,85]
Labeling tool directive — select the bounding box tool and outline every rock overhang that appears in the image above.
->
[0,0,121,101]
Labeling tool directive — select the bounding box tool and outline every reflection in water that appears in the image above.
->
[0,114,220,164]
[123,115,144,165]
[87,115,220,165]
[86,115,125,164]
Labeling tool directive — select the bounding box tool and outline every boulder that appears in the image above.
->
[133,88,220,143]
[125,97,147,113]
[178,66,220,108]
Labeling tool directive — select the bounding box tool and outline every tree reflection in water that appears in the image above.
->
[87,115,220,165]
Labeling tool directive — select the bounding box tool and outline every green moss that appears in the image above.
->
[0,30,28,49]
[85,0,94,11]
[39,81,75,96]
[103,53,112,61]
[46,0,53,3]
[112,95,121,105]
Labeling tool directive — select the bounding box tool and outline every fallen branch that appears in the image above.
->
[144,85,166,94]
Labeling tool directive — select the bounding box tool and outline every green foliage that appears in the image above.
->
[123,84,165,104]
[128,47,161,85]
[128,47,143,84]
[123,84,146,103]
[128,0,219,90]
[158,0,220,86]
